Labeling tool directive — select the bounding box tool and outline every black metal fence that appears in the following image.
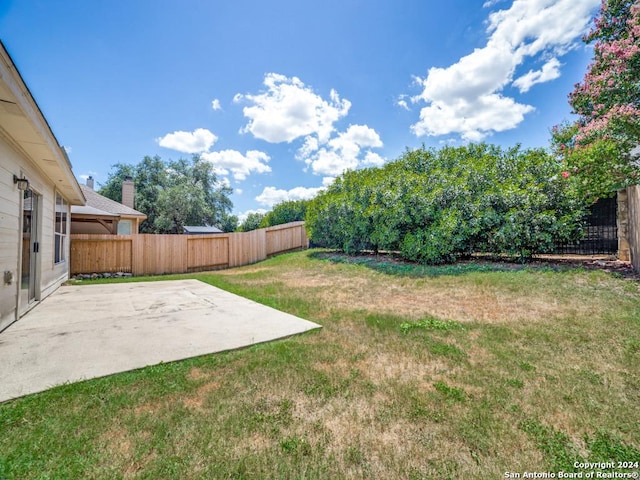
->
[554,197,618,255]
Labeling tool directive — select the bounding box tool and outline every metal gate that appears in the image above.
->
[554,197,618,255]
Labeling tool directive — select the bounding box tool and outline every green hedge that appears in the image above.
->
[306,143,586,263]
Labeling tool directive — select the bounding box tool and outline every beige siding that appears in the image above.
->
[0,135,73,331]
[0,141,20,330]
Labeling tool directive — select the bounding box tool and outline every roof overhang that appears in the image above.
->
[71,205,120,218]
[0,41,84,205]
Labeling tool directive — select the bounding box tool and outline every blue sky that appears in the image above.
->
[1,0,600,219]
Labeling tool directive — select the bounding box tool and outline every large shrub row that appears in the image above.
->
[306,144,586,263]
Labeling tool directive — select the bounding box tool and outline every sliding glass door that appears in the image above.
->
[20,188,39,307]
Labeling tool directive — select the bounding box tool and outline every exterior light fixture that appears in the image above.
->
[13,174,29,191]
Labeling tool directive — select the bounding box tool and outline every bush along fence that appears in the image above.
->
[306,144,587,264]
[70,221,308,277]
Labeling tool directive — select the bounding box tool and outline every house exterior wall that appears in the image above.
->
[0,134,72,331]
[123,216,142,234]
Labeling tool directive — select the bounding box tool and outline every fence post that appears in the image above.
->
[625,186,640,271]
[618,189,630,262]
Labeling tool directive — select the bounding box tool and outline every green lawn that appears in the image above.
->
[1,249,639,479]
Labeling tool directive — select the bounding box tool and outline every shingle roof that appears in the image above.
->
[70,205,119,217]
[183,225,223,234]
[72,184,146,218]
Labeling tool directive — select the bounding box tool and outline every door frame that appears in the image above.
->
[17,183,42,317]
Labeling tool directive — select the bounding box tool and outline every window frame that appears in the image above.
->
[117,219,132,235]
[54,192,68,264]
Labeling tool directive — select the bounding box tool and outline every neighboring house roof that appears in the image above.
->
[0,41,84,205]
[71,184,146,218]
[70,205,119,218]
[183,225,223,234]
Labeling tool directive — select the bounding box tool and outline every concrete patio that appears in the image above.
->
[0,279,321,402]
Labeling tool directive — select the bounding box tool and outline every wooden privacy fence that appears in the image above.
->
[621,185,640,271]
[70,221,308,276]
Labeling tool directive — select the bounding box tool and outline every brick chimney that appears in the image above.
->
[122,176,135,209]
[86,176,94,190]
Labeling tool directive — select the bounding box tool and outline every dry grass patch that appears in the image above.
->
[2,250,638,479]
[182,382,220,410]
[123,448,157,478]
[100,425,134,458]
[186,367,209,381]
[275,265,604,323]
[98,425,157,478]
[132,401,162,417]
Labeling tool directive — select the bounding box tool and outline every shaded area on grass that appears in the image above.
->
[311,250,640,280]
[311,250,577,277]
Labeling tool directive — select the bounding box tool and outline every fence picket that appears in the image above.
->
[70,221,308,276]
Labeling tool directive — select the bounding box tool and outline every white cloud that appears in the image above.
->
[256,185,324,207]
[410,0,599,141]
[330,124,383,151]
[306,148,360,176]
[363,151,386,166]
[296,135,320,161]
[211,99,222,111]
[322,176,336,187]
[235,73,384,178]
[202,149,271,181]
[237,208,268,223]
[236,73,351,143]
[412,94,534,141]
[157,128,218,154]
[397,98,410,110]
[302,124,385,176]
[512,57,562,93]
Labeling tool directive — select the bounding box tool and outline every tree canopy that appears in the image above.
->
[99,155,235,233]
[260,199,309,228]
[238,212,266,232]
[552,0,640,198]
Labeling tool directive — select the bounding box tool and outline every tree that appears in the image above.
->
[99,155,233,233]
[238,212,266,232]
[260,199,309,228]
[552,0,640,198]
[217,214,239,233]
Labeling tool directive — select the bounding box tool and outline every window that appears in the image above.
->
[117,219,132,235]
[55,193,67,264]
